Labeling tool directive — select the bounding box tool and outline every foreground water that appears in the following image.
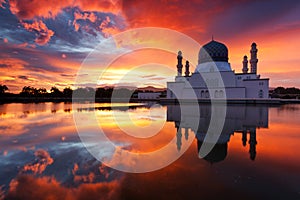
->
[0,102,300,199]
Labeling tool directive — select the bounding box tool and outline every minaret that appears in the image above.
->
[185,60,190,76]
[176,127,182,151]
[242,55,248,74]
[249,128,257,161]
[250,43,258,74]
[185,127,189,140]
[177,51,183,76]
[242,129,247,146]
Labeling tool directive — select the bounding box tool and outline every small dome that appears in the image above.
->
[197,141,228,164]
[198,40,228,64]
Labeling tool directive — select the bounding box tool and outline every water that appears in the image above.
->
[0,102,300,199]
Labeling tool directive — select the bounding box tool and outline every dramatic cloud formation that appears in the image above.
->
[23,149,54,174]
[0,0,300,92]
[7,175,121,200]
[9,0,122,20]
[21,20,54,45]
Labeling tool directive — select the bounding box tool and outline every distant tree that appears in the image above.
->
[113,88,133,99]
[35,88,47,97]
[73,87,95,98]
[20,86,36,96]
[63,87,73,98]
[96,87,113,98]
[274,87,286,94]
[0,85,8,94]
[286,87,300,94]
[50,87,63,97]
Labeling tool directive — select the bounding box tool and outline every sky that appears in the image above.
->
[1,0,300,92]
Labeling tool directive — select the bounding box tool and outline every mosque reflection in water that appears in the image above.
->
[167,104,268,163]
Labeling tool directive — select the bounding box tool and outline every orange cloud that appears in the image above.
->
[9,0,122,20]
[99,16,120,37]
[74,10,98,23]
[0,0,5,8]
[6,175,121,200]
[73,10,98,31]
[22,149,54,174]
[21,20,54,45]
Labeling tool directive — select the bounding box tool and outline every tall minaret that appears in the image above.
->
[176,127,182,151]
[242,55,248,74]
[185,60,190,76]
[250,43,258,74]
[249,129,257,161]
[177,51,183,76]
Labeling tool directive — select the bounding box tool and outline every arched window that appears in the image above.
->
[201,90,204,98]
[214,90,218,98]
[205,90,209,98]
[219,90,224,98]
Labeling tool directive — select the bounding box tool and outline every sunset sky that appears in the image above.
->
[1,0,300,92]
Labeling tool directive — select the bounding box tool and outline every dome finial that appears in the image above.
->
[212,34,214,41]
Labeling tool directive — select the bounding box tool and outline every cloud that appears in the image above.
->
[21,20,54,45]
[150,77,166,81]
[8,0,122,20]
[74,10,98,23]
[22,149,54,174]
[0,0,5,8]
[72,10,98,31]
[6,174,121,200]
[17,75,28,80]
[140,74,156,78]
[71,9,122,37]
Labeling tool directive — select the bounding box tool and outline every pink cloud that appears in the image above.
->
[9,0,122,20]
[74,10,98,23]
[72,10,98,32]
[0,0,5,8]
[99,16,119,37]
[3,38,8,43]
[6,175,121,200]
[21,20,54,45]
[22,149,54,174]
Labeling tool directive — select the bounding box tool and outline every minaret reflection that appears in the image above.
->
[167,104,268,163]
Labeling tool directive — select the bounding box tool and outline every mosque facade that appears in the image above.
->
[167,40,269,100]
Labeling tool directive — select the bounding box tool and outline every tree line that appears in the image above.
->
[271,87,300,99]
[0,84,163,99]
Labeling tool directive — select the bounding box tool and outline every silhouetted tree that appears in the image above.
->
[35,88,47,97]
[286,87,300,94]
[20,86,36,96]
[274,87,286,94]
[96,87,113,98]
[73,87,95,98]
[50,87,63,97]
[63,87,73,98]
[0,85,8,94]
[112,88,133,99]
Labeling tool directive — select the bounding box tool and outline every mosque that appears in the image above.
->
[166,40,269,100]
[167,104,269,162]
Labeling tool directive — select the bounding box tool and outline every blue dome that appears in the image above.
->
[198,40,228,64]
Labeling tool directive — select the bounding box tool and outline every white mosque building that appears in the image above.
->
[166,40,269,100]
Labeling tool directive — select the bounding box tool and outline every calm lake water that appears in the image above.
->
[0,102,300,199]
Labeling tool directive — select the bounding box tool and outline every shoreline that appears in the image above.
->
[1,96,300,105]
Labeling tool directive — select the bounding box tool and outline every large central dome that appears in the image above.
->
[198,40,228,64]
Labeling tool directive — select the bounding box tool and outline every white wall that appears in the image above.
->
[243,79,269,98]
